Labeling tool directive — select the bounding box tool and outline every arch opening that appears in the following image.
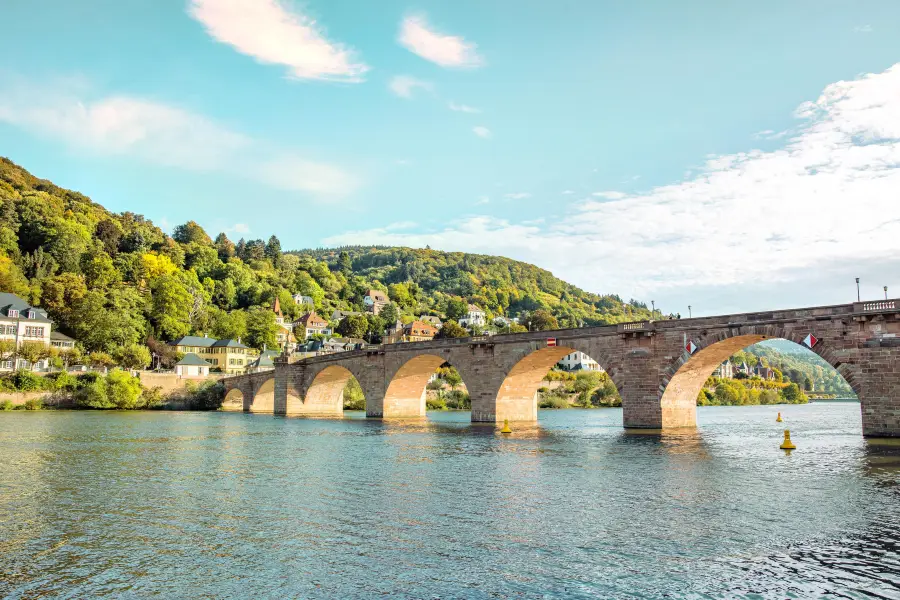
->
[662,335,857,428]
[494,346,620,423]
[222,388,244,412]
[383,354,455,418]
[293,365,364,417]
[250,378,276,413]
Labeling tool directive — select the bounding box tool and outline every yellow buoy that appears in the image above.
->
[500,419,512,434]
[780,429,796,450]
[776,412,783,422]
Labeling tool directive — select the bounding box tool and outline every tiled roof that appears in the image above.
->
[0,292,52,322]
[50,331,75,342]
[171,335,216,347]
[366,290,388,301]
[176,353,213,366]
[467,304,483,313]
[210,338,249,348]
[297,311,327,326]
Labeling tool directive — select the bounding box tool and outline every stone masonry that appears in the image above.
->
[221,300,900,437]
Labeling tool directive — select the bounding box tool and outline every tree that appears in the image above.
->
[95,219,123,256]
[112,344,152,370]
[336,314,368,339]
[213,278,237,309]
[0,339,16,362]
[379,303,399,325]
[436,320,468,339]
[388,283,413,308]
[172,221,212,245]
[106,369,143,408]
[150,275,192,340]
[446,297,468,321]
[443,367,463,390]
[88,351,116,370]
[214,232,235,262]
[523,309,559,331]
[209,308,247,341]
[17,341,49,370]
[0,254,29,296]
[265,235,282,265]
[338,251,352,277]
[81,250,120,289]
[245,307,278,350]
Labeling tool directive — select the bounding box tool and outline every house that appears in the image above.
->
[275,325,296,349]
[295,311,331,340]
[272,298,286,325]
[0,292,53,371]
[419,315,442,329]
[170,335,254,375]
[752,364,776,380]
[712,360,734,379]
[402,320,438,342]
[556,351,602,372]
[363,289,389,315]
[458,304,486,328]
[332,309,362,322]
[293,293,315,307]
[382,319,406,344]
[50,331,76,351]
[175,353,212,377]
[245,350,280,373]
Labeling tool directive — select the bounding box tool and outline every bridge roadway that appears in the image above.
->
[221,299,900,437]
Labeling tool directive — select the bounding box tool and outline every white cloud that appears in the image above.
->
[505,192,531,200]
[854,24,873,33]
[187,0,368,82]
[473,126,492,139]
[228,223,251,234]
[448,101,481,113]
[398,14,482,68]
[592,191,627,200]
[561,190,575,195]
[322,63,900,311]
[475,196,490,205]
[0,75,356,197]
[389,75,433,99]
[396,159,411,166]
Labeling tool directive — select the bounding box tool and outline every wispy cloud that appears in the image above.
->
[398,14,483,68]
[0,75,357,197]
[389,75,433,99]
[187,0,368,82]
[854,24,873,33]
[473,126,492,139]
[448,101,481,113]
[505,192,531,200]
[323,63,900,310]
[561,190,575,195]
[592,191,627,200]
[228,223,250,234]
[475,196,490,205]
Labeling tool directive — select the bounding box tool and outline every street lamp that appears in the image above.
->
[651,300,655,317]
[885,285,889,300]
[688,305,692,318]
[856,278,860,301]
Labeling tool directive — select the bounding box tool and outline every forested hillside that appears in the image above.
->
[0,157,652,360]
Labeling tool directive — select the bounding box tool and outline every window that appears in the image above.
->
[7,310,18,318]
[24,326,44,338]
[27,311,35,319]
[0,360,11,369]
[4,325,14,335]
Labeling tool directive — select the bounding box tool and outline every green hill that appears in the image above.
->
[0,157,652,358]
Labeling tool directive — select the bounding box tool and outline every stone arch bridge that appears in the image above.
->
[222,300,900,437]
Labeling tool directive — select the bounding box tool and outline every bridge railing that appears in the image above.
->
[617,321,652,333]
[854,299,898,312]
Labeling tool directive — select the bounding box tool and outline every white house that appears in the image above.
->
[458,304,486,328]
[712,361,734,379]
[293,293,315,307]
[363,290,389,314]
[174,353,212,377]
[0,292,54,371]
[556,351,602,372]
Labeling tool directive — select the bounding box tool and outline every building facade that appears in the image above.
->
[458,304,486,328]
[363,290,389,314]
[0,293,54,371]
[556,351,602,372]
[170,335,255,374]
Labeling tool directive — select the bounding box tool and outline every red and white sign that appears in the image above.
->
[546,338,557,347]
[803,333,818,348]
[685,340,698,355]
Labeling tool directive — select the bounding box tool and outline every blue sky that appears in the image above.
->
[2,0,900,314]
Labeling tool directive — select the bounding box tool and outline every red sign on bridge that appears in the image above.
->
[546,338,557,347]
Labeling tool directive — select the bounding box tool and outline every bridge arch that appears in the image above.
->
[492,344,621,422]
[383,353,475,417]
[222,387,244,411]
[296,365,362,417]
[659,327,859,428]
[250,377,276,413]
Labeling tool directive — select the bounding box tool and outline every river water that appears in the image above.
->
[1,403,898,599]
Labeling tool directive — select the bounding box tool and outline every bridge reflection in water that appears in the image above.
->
[223,300,900,438]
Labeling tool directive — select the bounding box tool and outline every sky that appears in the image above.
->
[1,0,899,316]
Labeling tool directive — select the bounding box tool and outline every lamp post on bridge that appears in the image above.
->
[688,305,692,318]
[886,286,889,300]
[651,300,655,318]
[856,278,860,301]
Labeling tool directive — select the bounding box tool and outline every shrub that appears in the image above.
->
[426,379,444,391]
[443,390,470,410]
[185,380,226,410]
[43,371,78,392]
[21,397,43,411]
[343,378,365,410]
[0,399,14,411]
[74,373,111,409]
[5,370,49,392]
[142,386,165,409]
[426,396,447,410]
[539,394,570,409]
[106,369,143,409]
